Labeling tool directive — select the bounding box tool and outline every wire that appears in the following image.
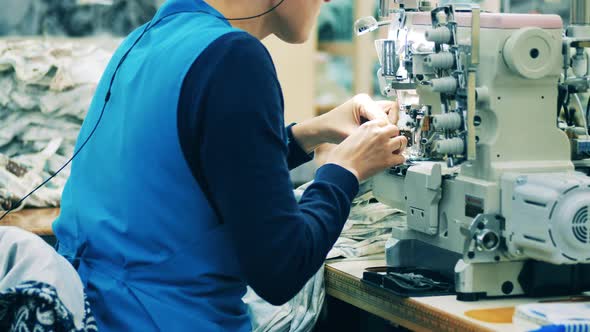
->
[0,22,152,222]
[0,1,288,221]
[224,0,287,21]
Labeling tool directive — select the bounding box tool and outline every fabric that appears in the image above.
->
[330,200,405,259]
[285,124,315,170]
[0,38,116,210]
[294,182,405,259]
[0,281,97,332]
[54,0,358,331]
[0,0,159,37]
[0,226,95,331]
[243,266,325,332]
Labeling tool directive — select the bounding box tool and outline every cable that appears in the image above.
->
[0,21,152,222]
[224,0,286,21]
[0,1,287,221]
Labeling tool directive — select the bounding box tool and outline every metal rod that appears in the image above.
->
[467,6,480,162]
[571,0,590,25]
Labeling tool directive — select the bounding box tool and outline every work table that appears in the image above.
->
[325,258,589,332]
[2,208,58,236]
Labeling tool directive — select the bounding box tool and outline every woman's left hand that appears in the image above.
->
[292,94,399,153]
[321,94,399,144]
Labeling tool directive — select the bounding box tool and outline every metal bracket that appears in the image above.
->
[461,214,504,263]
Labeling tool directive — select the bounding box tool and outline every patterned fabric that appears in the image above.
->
[0,281,97,332]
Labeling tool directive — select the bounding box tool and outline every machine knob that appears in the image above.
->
[503,27,560,79]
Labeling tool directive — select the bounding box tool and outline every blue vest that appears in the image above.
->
[53,1,250,330]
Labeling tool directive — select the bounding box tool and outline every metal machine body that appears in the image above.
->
[362,0,590,300]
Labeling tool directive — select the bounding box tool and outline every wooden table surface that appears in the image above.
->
[324,258,581,332]
[2,208,59,235]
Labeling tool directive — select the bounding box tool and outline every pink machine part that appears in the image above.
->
[411,12,563,30]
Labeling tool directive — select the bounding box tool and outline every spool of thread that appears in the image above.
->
[431,76,458,93]
[572,51,588,78]
[435,137,465,155]
[425,52,455,69]
[433,113,462,130]
[425,26,452,44]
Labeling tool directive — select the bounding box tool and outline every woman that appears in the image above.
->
[53,0,408,330]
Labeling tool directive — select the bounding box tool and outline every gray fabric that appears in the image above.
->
[0,226,86,330]
[243,266,325,332]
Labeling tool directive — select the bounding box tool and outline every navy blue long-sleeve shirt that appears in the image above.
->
[177,32,359,304]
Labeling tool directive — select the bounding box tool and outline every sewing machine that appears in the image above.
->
[359,0,590,300]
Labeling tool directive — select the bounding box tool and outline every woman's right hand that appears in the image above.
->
[325,119,407,182]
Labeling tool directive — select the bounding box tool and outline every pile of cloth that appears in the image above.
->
[294,180,405,260]
[0,0,160,37]
[0,38,116,210]
[328,198,405,259]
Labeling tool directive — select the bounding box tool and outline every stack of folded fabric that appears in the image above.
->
[327,199,405,259]
[293,181,406,260]
[0,38,116,209]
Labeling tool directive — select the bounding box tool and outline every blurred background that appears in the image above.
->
[0,0,574,194]
[0,0,572,122]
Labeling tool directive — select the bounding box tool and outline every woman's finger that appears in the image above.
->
[355,94,389,123]
[388,135,408,153]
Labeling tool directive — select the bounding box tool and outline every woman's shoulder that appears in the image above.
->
[206,31,275,68]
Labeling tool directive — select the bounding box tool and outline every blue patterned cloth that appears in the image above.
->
[0,281,97,332]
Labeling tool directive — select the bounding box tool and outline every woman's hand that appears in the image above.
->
[325,119,407,182]
[291,94,399,153]
[321,94,399,143]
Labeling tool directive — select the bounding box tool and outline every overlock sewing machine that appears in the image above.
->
[357,0,590,300]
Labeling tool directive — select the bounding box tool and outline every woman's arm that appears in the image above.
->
[180,32,406,305]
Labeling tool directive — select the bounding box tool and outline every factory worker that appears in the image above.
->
[52,0,407,331]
